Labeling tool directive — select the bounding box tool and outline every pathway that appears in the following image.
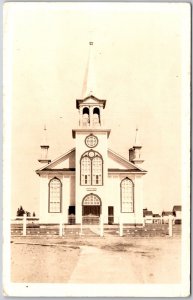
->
[68,246,141,283]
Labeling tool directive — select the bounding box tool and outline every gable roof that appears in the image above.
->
[36,147,147,175]
[36,148,75,172]
[153,214,161,218]
[108,148,147,173]
[76,95,106,109]
[173,205,181,212]
[143,210,153,217]
[162,211,174,217]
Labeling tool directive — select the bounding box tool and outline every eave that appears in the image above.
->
[76,95,106,109]
[36,169,75,176]
[108,168,147,175]
[72,129,111,138]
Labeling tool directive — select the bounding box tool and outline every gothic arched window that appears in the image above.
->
[80,150,103,185]
[81,156,91,185]
[120,177,134,213]
[92,156,102,185]
[48,177,62,213]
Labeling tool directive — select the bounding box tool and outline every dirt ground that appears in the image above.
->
[11,235,181,284]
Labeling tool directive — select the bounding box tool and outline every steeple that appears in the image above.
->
[134,127,141,147]
[38,125,51,164]
[74,42,107,131]
[81,42,96,98]
[129,127,144,166]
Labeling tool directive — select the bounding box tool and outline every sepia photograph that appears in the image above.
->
[3,2,190,297]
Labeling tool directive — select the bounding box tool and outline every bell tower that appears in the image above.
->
[72,42,111,224]
[76,95,106,129]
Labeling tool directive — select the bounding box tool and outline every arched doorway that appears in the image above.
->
[82,193,101,224]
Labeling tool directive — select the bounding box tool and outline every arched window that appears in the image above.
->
[81,156,91,185]
[120,178,134,213]
[80,150,103,185]
[92,156,102,185]
[82,193,101,217]
[82,107,90,127]
[48,177,62,213]
[93,107,100,127]
[82,194,101,206]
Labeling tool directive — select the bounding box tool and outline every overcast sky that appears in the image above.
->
[4,2,190,217]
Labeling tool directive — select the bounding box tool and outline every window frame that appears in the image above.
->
[120,177,134,213]
[48,177,62,213]
[80,150,103,186]
[82,193,102,206]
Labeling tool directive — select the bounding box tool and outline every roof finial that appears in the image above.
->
[134,126,141,147]
[41,124,48,146]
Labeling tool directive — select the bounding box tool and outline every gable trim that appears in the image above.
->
[36,148,75,171]
[108,148,147,172]
[76,95,106,108]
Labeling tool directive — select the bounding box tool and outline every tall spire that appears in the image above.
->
[81,42,96,98]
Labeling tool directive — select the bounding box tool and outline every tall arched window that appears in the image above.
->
[92,156,102,185]
[121,177,134,213]
[80,150,103,185]
[82,107,90,127]
[81,156,91,185]
[93,107,100,127]
[49,177,62,213]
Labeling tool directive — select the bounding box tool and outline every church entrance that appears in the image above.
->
[82,193,101,224]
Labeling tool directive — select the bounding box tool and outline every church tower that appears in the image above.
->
[72,42,111,224]
[38,125,51,164]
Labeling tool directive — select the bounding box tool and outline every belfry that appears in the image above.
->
[36,42,147,225]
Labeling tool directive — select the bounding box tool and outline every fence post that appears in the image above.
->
[120,215,123,237]
[169,215,173,237]
[100,215,104,237]
[59,220,63,237]
[23,213,26,236]
[80,220,83,236]
[143,217,145,227]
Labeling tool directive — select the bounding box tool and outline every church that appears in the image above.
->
[36,42,147,225]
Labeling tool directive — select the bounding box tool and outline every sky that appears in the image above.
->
[3,3,190,217]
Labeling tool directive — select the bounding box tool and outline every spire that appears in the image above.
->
[38,125,51,164]
[81,41,96,98]
[129,127,144,165]
[41,124,48,146]
[134,127,142,148]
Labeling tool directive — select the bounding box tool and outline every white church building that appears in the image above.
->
[36,42,147,225]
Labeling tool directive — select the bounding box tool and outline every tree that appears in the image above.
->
[17,206,25,216]
[26,211,31,217]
